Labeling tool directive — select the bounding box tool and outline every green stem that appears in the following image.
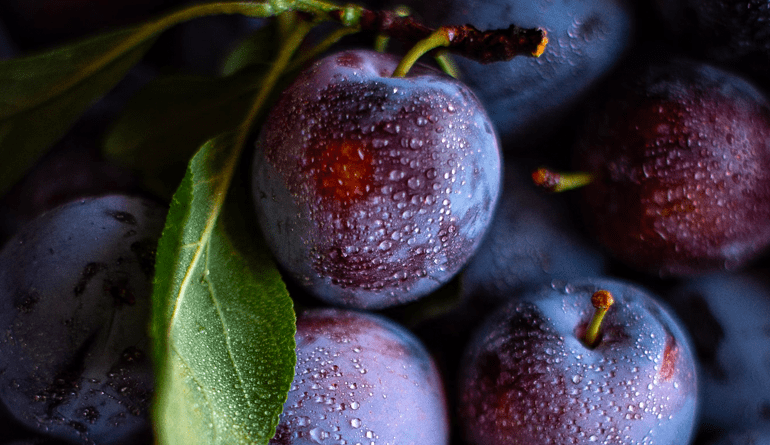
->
[374,34,390,53]
[532,167,595,193]
[234,16,314,159]
[392,28,452,78]
[584,290,614,348]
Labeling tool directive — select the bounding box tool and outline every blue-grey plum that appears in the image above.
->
[392,0,634,149]
[664,272,770,434]
[252,49,501,309]
[270,308,449,445]
[0,195,167,444]
[459,278,698,444]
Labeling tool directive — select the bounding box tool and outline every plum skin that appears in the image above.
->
[459,278,698,445]
[0,195,166,445]
[252,49,501,309]
[270,308,449,445]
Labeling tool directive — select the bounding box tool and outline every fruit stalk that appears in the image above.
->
[532,167,594,192]
[584,289,614,347]
[331,7,547,63]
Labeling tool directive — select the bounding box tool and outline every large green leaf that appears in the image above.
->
[0,0,281,198]
[151,133,295,445]
[0,27,155,197]
[103,70,263,198]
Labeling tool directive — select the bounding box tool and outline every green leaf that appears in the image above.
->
[151,133,295,445]
[0,1,283,198]
[103,70,263,198]
[0,27,156,197]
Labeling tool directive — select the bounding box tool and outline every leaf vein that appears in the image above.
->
[205,239,254,412]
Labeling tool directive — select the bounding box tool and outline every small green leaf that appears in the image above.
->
[0,27,156,197]
[151,133,295,445]
[104,70,264,198]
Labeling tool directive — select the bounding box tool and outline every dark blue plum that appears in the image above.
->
[0,195,166,445]
[252,49,501,309]
[270,308,449,445]
[664,272,770,434]
[459,278,698,444]
[393,0,634,149]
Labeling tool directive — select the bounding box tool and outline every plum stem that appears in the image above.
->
[532,167,594,192]
[584,290,614,348]
[392,28,452,77]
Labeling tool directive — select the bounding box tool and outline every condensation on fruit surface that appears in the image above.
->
[270,309,448,444]
[253,50,500,308]
[459,280,698,445]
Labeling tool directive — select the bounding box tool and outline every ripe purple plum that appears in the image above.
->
[574,57,770,276]
[459,278,698,444]
[270,308,449,444]
[252,49,501,309]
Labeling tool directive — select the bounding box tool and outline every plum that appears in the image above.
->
[459,278,698,444]
[391,0,635,149]
[0,195,166,444]
[252,49,501,309]
[270,308,449,444]
[574,57,770,276]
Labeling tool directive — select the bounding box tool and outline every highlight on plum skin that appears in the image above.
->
[252,49,502,310]
[270,307,449,445]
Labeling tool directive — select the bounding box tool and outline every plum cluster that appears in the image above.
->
[2,0,770,444]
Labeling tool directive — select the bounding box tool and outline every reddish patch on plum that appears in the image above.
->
[660,335,679,382]
[308,139,374,207]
